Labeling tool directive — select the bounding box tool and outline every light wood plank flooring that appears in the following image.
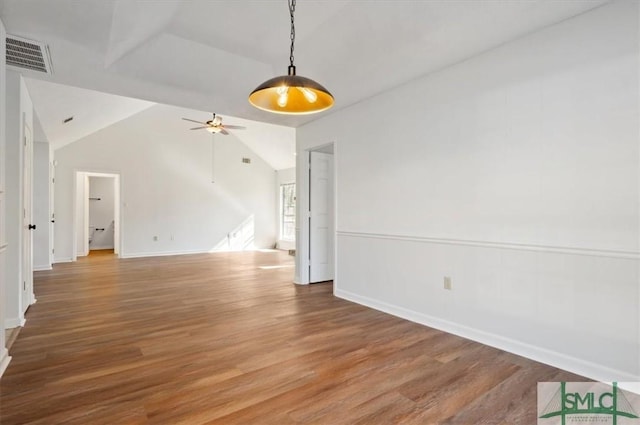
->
[0,250,587,424]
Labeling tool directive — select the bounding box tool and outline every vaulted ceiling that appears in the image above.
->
[1,0,608,130]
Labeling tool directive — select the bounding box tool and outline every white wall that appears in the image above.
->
[276,167,295,251]
[33,141,51,270]
[297,1,640,381]
[54,104,278,260]
[4,71,34,328]
[276,167,295,184]
[88,176,115,250]
[0,16,10,377]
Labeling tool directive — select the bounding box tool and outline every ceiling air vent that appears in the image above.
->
[6,35,52,74]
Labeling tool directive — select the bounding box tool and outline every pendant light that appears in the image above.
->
[249,0,334,115]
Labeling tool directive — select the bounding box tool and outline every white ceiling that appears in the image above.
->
[25,79,296,169]
[25,78,154,150]
[94,103,296,172]
[1,0,608,138]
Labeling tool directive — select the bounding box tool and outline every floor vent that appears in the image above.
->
[6,35,52,74]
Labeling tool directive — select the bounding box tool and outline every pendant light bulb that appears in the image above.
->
[248,0,333,115]
[298,87,317,103]
[277,86,289,107]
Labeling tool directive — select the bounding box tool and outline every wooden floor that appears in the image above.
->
[0,250,586,424]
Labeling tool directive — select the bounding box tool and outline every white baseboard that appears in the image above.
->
[0,348,11,378]
[120,248,271,259]
[119,248,213,259]
[33,264,52,271]
[4,316,25,329]
[53,257,73,263]
[334,288,640,383]
[276,240,295,251]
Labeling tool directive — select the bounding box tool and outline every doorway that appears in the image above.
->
[73,172,120,259]
[297,143,336,284]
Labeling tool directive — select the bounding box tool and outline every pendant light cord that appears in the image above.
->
[289,0,296,68]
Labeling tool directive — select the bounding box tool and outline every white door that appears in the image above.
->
[49,161,55,264]
[309,151,334,283]
[22,124,34,312]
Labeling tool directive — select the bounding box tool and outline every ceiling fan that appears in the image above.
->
[182,113,245,135]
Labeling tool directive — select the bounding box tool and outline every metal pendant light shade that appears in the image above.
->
[249,66,334,115]
[249,0,334,115]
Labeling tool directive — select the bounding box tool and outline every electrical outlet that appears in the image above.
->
[153,236,158,241]
[444,276,452,290]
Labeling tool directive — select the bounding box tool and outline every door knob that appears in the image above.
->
[28,224,36,230]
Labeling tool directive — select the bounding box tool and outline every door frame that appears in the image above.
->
[72,171,121,260]
[21,119,35,311]
[296,142,337,285]
[49,157,55,265]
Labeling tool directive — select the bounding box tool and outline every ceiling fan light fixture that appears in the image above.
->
[248,0,333,115]
[183,114,245,134]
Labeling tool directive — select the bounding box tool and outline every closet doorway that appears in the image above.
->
[73,172,121,259]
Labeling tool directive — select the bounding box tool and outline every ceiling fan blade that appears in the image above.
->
[223,125,246,130]
[220,128,229,135]
[190,126,208,130]
[182,118,207,125]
